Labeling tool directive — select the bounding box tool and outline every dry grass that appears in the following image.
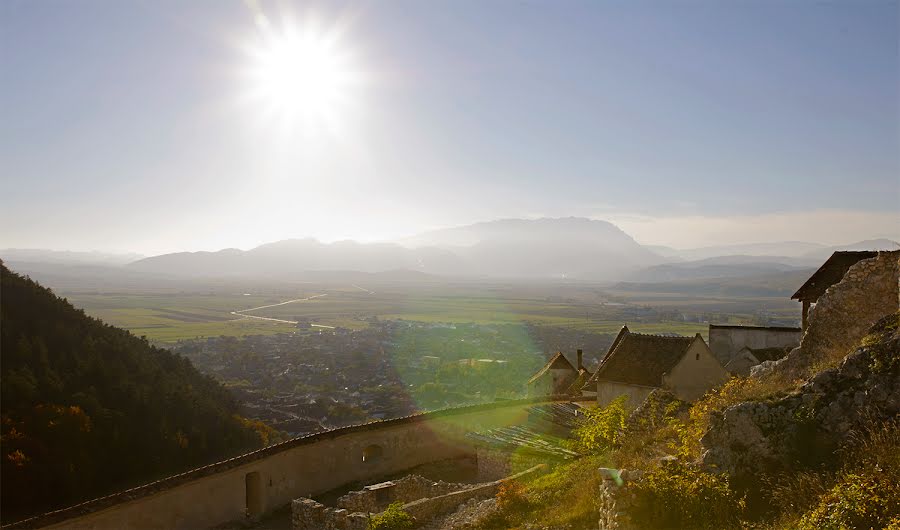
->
[764,418,900,529]
[475,454,610,530]
[676,373,800,459]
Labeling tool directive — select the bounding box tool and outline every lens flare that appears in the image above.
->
[240,8,363,134]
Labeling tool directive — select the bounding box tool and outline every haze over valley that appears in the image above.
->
[2,1,898,529]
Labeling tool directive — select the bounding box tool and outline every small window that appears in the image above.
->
[695,353,700,360]
[362,444,383,463]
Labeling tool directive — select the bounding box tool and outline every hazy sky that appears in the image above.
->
[2,0,898,255]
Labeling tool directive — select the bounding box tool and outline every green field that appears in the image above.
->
[56,279,788,343]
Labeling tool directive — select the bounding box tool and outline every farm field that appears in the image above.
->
[60,280,800,344]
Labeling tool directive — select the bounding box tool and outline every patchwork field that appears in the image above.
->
[59,279,799,343]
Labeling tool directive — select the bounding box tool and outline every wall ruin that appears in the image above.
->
[778,250,899,376]
[291,465,546,530]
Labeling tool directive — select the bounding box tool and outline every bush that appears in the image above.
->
[495,480,528,513]
[628,463,745,530]
[571,396,628,453]
[797,473,900,530]
[792,418,900,530]
[368,502,414,530]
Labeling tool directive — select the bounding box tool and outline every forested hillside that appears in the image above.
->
[0,264,274,522]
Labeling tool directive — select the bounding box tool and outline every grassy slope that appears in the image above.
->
[473,313,900,529]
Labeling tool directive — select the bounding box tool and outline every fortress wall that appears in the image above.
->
[802,251,899,359]
[708,326,801,366]
[26,400,541,530]
[780,251,900,376]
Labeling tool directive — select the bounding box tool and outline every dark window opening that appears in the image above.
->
[362,444,384,463]
[695,353,700,360]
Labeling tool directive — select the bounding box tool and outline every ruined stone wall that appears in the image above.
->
[291,499,369,530]
[335,475,465,513]
[291,465,547,530]
[701,312,900,481]
[781,251,899,376]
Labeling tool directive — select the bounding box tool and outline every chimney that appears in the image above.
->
[576,349,583,370]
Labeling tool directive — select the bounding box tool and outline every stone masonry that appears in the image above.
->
[335,475,468,513]
[291,465,546,530]
[760,250,899,378]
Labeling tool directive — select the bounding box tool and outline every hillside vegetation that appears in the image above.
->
[467,312,900,529]
[0,264,278,522]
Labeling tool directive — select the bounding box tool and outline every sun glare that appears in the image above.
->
[242,14,361,130]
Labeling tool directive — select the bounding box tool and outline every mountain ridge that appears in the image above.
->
[128,217,665,280]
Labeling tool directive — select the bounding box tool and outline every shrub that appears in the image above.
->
[797,473,900,530]
[571,395,628,453]
[488,454,608,529]
[793,418,900,530]
[368,502,414,530]
[495,480,528,513]
[628,463,745,530]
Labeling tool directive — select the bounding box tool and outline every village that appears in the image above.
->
[524,251,874,406]
[165,253,877,441]
[172,320,617,436]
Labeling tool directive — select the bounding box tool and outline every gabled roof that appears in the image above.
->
[737,345,792,363]
[528,351,576,384]
[600,325,630,364]
[565,367,593,394]
[583,326,629,391]
[591,332,700,387]
[791,251,878,302]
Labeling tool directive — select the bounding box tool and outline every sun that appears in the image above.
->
[243,16,360,128]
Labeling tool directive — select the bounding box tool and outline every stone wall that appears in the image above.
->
[474,447,513,482]
[779,250,899,377]
[335,475,466,513]
[291,465,547,530]
[708,325,800,366]
[701,312,900,482]
[19,398,562,530]
[291,499,369,530]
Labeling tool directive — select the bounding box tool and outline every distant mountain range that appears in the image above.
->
[127,218,665,280]
[0,248,144,265]
[648,238,898,263]
[3,219,896,283]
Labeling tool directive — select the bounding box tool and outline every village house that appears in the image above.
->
[581,326,729,407]
[526,349,588,396]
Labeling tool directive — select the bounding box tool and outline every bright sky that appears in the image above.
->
[1,0,898,255]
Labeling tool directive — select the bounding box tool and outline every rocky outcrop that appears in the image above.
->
[767,251,899,379]
[701,313,900,481]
